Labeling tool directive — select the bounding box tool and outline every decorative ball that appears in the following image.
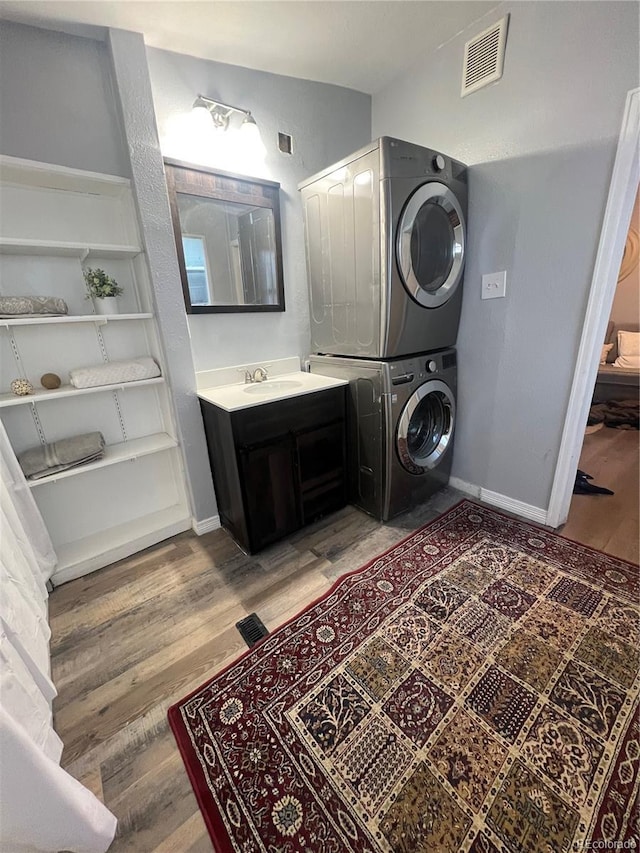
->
[41,373,62,390]
[10,378,34,396]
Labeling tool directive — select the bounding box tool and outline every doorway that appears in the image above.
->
[547,89,640,543]
[561,187,639,561]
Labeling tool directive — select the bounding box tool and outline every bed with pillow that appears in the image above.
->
[594,321,640,402]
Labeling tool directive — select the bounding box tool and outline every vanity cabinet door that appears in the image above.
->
[237,436,301,552]
[295,421,347,524]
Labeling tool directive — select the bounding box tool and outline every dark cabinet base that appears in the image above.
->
[201,387,346,553]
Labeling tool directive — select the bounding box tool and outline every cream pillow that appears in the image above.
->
[600,343,614,364]
[613,330,640,369]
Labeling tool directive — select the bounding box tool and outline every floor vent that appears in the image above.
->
[461,15,509,97]
[236,613,269,648]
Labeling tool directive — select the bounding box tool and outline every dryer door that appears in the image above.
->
[396,379,455,474]
[396,182,465,309]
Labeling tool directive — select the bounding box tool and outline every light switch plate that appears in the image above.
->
[482,270,507,300]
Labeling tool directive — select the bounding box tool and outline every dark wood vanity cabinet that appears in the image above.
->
[200,387,347,553]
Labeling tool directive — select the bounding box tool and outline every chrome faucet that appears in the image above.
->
[252,366,269,382]
[239,366,270,383]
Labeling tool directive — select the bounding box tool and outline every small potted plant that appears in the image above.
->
[84,267,123,315]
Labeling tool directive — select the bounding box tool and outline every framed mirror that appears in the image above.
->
[164,158,285,313]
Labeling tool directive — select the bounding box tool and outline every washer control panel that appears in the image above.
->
[388,350,456,389]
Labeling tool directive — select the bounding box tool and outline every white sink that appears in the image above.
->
[197,367,348,412]
[243,379,304,395]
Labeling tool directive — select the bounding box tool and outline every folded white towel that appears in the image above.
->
[69,357,161,389]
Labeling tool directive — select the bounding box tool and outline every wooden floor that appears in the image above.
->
[561,425,639,563]
[49,450,639,852]
[49,487,461,852]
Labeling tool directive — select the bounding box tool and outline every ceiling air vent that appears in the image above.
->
[461,15,509,97]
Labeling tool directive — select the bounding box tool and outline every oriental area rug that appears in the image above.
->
[168,500,640,853]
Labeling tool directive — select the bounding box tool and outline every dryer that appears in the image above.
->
[310,349,457,520]
[299,137,467,359]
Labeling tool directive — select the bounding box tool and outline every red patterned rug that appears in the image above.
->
[168,500,640,852]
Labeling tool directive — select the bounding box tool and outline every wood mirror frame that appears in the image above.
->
[164,158,285,314]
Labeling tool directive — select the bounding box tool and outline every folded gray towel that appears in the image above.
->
[19,432,105,480]
[69,357,161,389]
[0,296,68,317]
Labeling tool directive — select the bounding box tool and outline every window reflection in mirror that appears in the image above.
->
[164,159,285,314]
[182,234,211,304]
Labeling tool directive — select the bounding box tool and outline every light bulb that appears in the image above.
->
[190,105,214,133]
[240,114,267,158]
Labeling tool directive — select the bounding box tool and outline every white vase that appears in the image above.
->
[94,297,119,315]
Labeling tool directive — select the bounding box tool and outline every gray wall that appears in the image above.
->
[373,0,640,511]
[0,20,129,176]
[145,47,371,372]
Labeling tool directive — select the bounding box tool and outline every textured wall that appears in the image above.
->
[373,0,640,511]
[145,47,371,372]
[0,20,129,176]
[107,29,218,526]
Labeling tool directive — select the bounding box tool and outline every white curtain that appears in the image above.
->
[0,421,117,853]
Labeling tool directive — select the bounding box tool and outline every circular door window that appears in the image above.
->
[396,380,455,474]
[397,182,465,309]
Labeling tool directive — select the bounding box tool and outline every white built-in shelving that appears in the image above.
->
[0,377,165,408]
[0,154,192,584]
[0,313,153,327]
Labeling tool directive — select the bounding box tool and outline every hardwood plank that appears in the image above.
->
[101,722,175,804]
[57,624,247,764]
[49,540,223,646]
[62,697,179,782]
[76,764,104,802]
[51,564,244,701]
[107,749,197,852]
[562,427,639,562]
[152,812,208,853]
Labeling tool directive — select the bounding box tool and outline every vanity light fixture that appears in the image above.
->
[192,95,266,156]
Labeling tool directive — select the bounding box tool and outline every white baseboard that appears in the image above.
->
[479,488,548,525]
[448,476,481,498]
[448,477,548,525]
[192,515,221,535]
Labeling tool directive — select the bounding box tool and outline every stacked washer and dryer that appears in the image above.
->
[299,137,467,521]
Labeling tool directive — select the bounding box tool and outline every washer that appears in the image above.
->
[299,137,467,359]
[310,349,457,520]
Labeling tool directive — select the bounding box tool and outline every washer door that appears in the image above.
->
[396,380,456,474]
[396,182,465,309]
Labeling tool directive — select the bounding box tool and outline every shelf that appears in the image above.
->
[0,377,165,408]
[51,504,192,586]
[28,433,178,487]
[0,155,132,194]
[0,313,153,327]
[0,238,142,259]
